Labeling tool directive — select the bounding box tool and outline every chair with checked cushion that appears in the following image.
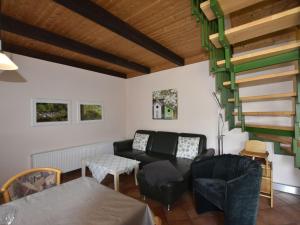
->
[1,168,61,203]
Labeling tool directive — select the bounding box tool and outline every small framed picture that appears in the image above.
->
[77,102,103,122]
[153,89,178,120]
[31,99,71,126]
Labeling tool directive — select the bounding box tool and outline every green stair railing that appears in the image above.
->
[191,0,300,167]
[192,0,235,130]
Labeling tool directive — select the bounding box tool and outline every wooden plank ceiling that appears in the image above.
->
[0,0,208,78]
[3,0,298,79]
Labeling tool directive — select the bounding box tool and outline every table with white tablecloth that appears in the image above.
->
[82,154,140,191]
[1,177,154,225]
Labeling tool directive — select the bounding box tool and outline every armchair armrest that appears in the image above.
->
[227,169,262,197]
[225,172,262,222]
[113,139,133,154]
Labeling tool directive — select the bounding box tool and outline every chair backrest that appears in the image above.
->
[1,168,62,203]
[211,154,261,181]
[245,140,266,153]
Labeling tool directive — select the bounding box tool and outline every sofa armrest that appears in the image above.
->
[113,139,133,154]
[194,148,215,162]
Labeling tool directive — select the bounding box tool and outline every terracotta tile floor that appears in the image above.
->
[61,169,300,225]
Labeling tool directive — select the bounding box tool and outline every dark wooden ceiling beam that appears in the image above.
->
[54,0,185,66]
[0,14,150,74]
[2,43,127,78]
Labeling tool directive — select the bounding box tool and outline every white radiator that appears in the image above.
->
[31,141,115,173]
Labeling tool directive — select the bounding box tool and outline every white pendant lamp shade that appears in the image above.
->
[0,52,18,70]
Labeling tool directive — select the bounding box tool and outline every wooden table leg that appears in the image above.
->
[134,164,139,186]
[81,160,86,177]
[154,216,162,225]
[151,211,162,225]
[114,172,120,191]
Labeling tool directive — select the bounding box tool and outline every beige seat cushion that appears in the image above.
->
[245,140,267,153]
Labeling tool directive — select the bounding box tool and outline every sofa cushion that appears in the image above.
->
[115,149,145,160]
[194,178,226,210]
[132,133,149,151]
[142,160,184,186]
[179,133,206,155]
[150,131,178,156]
[177,136,200,159]
[135,130,156,151]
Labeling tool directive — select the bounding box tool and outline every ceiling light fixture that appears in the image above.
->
[0,40,18,71]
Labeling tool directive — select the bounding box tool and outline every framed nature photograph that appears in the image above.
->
[153,89,178,120]
[32,99,71,126]
[78,102,103,122]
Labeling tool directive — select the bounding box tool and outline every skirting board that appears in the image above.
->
[273,182,300,196]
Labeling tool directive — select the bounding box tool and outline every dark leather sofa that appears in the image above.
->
[113,130,215,209]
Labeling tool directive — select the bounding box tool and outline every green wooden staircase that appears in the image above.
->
[191,0,300,167]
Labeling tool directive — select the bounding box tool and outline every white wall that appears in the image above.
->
[126,60,300,187]
[223,63,300,187]
[0,54,126,185]
[126,61,218,149]
[1,54,299,188]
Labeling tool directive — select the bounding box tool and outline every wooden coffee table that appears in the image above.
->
[81,154,140,191]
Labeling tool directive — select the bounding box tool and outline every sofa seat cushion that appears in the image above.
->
[115,149,145,160]
[142,160,183,187]
[135,152,172,165]
[194,178,226,210]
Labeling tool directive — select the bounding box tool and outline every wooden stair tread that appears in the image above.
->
[232,111,295,117]
[228,92,296,102]
[217,41,300,66]
[210,7,300,48]
[280,145,295,155]
[254,134,292,144]
[254,134,300,149]
[200,0,265,21]
[223,69,299,87]
[237,123,294,131]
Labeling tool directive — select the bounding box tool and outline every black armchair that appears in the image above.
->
[192,154,262,225]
